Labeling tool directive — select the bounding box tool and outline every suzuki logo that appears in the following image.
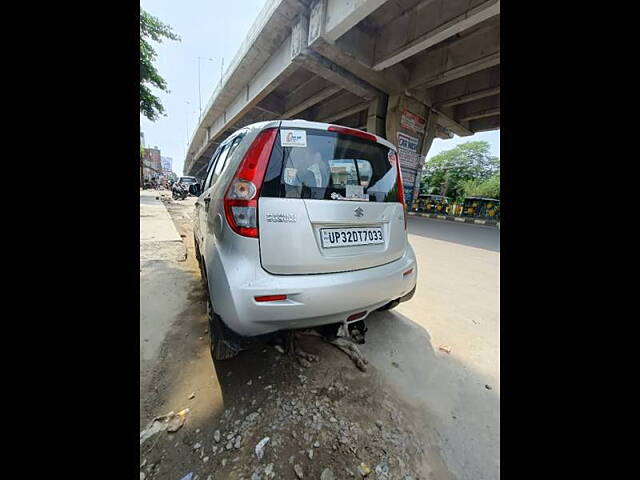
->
[354,207,364,217]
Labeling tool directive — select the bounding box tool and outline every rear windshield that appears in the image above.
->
[261,129,400,203]
[179,177,197,183]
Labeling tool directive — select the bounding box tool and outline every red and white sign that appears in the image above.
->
[400,109,426,134]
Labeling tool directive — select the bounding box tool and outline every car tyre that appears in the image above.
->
[377,299,400,311]
[207,298,239,361]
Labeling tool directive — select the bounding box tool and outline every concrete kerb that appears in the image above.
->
[408,211,500,228]
[140,190,187,262]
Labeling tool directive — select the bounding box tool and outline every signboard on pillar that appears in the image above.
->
[397,132,420,206]
[400,109,426,134]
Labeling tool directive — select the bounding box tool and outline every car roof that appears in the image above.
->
[240,120,397,152]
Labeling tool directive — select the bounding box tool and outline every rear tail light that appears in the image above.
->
[389,149,407,230]
[224,128,278,237]
[347,311,367,322]
[255,294,287,302]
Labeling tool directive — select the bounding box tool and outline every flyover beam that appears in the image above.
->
[254,95,285,115]
[469,115,500,132]
[184,0,309,174]
[404,90,473,137]
[454,95,500,122]
[282,85,341,118]
[458,107,500,122]
[294,48,382,99]
[407,21,500,90]
[284,75,335,111]
[319,102,370,123]
[308,0,408,94]
[322,0,389,43]
[312,90,368,122]
[294,12,382,100]
[436,86,500,108]
[432,109,473,137]
[191,22,302,163]
[427,66,500,107]
[373,0,500,71]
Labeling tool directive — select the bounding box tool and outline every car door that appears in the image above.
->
[194,145,223,249]
[195,133,245,254]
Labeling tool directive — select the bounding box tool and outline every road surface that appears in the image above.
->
[362,216,500,480]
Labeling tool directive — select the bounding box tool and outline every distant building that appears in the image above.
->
[140,131,145,148]
[143,146,162,182]
[161,156,173,177]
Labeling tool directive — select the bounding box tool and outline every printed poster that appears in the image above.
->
[400,109,426,134]
[397,132,421,205]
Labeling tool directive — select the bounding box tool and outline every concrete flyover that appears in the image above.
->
[183,0,500,204]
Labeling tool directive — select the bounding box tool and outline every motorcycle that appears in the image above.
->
[171,182,188,200]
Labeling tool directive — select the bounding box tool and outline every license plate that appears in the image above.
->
[320,227,384,248]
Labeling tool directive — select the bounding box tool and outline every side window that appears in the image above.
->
[212,135,244,184]
[226,135,244,165]
[203,132,246,191]
[204,144,226,191]
[211,142,232,182]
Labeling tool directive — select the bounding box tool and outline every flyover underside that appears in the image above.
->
[185,0,500,202]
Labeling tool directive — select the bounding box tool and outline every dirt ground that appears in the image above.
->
[140,196,450,480]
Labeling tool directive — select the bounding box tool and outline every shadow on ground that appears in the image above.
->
[362,310,500,480]
[141,292,499,480]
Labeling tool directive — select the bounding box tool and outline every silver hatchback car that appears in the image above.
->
[194,120,417,360]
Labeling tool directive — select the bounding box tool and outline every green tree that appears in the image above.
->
[421,141,499,201]
[461,174,500,199]
[140,9,180,121]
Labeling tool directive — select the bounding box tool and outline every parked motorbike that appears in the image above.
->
[171,182,188,200]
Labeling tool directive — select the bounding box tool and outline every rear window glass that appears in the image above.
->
[261,129,400,203]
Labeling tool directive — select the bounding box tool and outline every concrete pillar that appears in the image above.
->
[414,109,437,201]
[366,94,387,136]
[384,93,434,207]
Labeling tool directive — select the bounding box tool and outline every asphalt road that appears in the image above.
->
[362,216,500,480]
[140,200,500,480]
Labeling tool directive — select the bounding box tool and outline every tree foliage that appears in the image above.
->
[461,174,500,199]
[421,141,499,201]
[140,10,180,121]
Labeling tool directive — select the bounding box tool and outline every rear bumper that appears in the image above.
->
[216,245,417,336]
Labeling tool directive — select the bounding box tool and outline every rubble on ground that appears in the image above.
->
[140,351,426,479]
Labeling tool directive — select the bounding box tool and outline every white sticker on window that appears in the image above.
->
[280,130,307,147]
[346,184,369,201]
[284,168,298,185]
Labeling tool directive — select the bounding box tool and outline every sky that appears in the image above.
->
[140,0,270,176]
[140,0,500,176]
[426,130,500,161]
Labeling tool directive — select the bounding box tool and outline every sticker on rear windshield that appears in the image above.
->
[280,129,307,147]
[284,167,298,185]
[331,189,369,202]
[346,184,369,201]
